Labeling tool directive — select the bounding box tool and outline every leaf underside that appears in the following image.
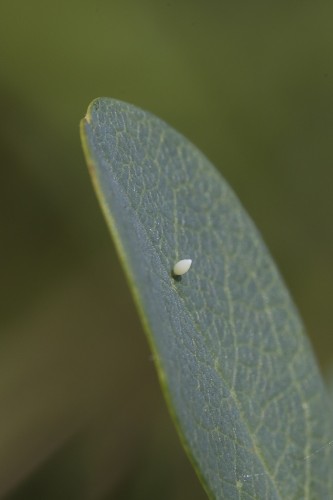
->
[80,98,333,499]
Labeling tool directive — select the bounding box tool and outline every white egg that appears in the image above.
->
[173,259,192,276]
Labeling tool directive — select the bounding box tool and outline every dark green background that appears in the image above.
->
[1,1,332,498]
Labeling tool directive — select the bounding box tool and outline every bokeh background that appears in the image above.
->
[1,1,333,498]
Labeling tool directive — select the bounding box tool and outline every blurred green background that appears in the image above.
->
[1,0,332,498]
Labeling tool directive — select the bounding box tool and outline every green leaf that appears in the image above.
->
[80,98,333,499]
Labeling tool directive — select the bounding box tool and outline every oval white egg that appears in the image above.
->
[173,259,192,276]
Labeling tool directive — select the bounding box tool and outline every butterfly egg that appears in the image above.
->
[173,259,192,276]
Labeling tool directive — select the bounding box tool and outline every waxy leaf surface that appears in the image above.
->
[81,98,333,499]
